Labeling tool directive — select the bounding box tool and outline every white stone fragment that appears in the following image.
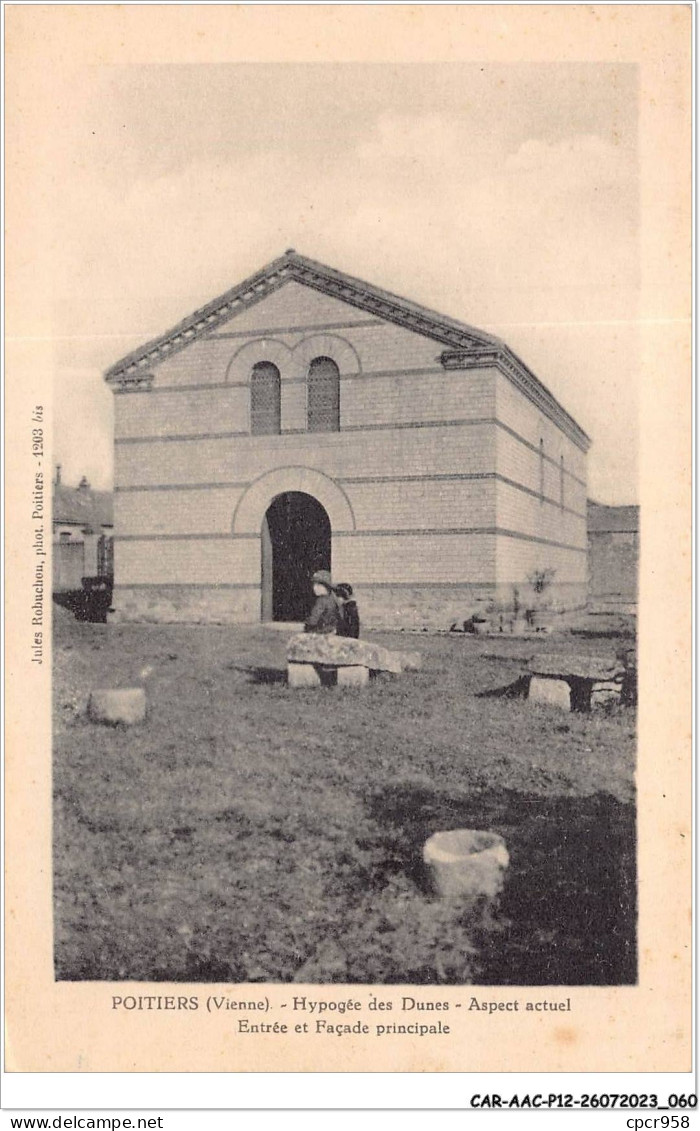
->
[88,688,146,726]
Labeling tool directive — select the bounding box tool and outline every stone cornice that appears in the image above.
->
[113,372,155,394]
[103,251,589,454]
[104,251,500,386]
[440,347,591,453]
[285,258,499,352]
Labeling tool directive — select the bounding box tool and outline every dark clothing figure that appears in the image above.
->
[339,600,360,639]
[305,592,341,634]
[335,582,361,639]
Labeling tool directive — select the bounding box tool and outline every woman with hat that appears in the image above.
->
[304,569,341,634]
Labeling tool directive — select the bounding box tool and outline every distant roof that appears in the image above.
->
[587,501,639,533]
[104,249,590,452]
[54,483,113,529]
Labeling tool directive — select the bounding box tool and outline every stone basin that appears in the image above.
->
[423,829,509,901]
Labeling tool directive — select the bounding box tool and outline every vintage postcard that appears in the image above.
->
[4,4,692,1077]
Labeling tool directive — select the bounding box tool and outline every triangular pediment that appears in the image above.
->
[104,250,501,384]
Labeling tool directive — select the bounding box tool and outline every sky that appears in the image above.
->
[50,61,639,502]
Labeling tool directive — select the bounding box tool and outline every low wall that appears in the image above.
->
[112,585,260,624]
[112,580,587,628]
[355,582,586,630]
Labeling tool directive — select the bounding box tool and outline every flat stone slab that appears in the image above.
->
[88,688,146,725]
[527,652,623,681]
[287,633,420,673]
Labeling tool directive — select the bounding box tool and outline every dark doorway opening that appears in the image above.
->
[261,492,331,621]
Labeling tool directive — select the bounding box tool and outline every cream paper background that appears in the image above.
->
[4,4,691,1073]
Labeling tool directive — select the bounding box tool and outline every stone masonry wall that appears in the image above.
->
[493,371,588,607]
[588,531,639,601]
[111,279,588,625]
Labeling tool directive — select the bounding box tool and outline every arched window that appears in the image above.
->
[250,362,281,435]
[307,356,340,432]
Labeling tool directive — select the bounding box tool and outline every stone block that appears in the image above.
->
[528,676,571,710]
[621,667,637,707]
[287,662,322,688]
[591,680,622,708]
[337,665,369,688]
[88,688,146,725]
[423,829,509,901]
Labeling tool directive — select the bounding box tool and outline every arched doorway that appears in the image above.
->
[261,492,331,622]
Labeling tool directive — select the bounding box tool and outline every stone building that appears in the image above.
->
[105,251,590,628]
[53,469,114,592]
[587,501,639,608]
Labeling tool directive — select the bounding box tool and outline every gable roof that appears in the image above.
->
[54,483,113,529]
[104,249,590,451]
[105,249,502,384]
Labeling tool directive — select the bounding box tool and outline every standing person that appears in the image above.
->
[304,570,341,634]
[335,582,360,639]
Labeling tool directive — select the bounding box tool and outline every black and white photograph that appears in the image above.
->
[51,55,640,990]
[5,3,691,1083]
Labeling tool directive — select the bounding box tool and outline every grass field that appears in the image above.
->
[53,606,636,985]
